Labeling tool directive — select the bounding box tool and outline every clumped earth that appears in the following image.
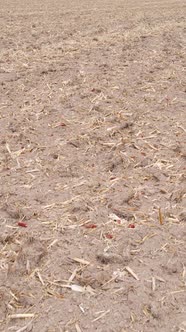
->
[0,0,186,331]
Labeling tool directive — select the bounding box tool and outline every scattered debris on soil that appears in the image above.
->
[0,0,185,331]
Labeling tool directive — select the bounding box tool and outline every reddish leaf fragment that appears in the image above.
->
[128,224,135,228]
[83,223,97,229]
[53,122,66,128]
[18,221,27,228]
[104,233,113,239]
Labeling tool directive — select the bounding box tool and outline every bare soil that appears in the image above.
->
[0,0,186,331]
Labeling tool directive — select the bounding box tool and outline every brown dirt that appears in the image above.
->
[0,0,186,331]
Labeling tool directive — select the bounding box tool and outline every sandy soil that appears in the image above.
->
[0,0,186,331]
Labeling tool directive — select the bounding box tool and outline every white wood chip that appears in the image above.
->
[75,323,82,332]
[70,284,85,293]
[72,258,90,265]
[125,266,139,281]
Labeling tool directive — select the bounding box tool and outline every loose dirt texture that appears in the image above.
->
[0,0,186,331]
